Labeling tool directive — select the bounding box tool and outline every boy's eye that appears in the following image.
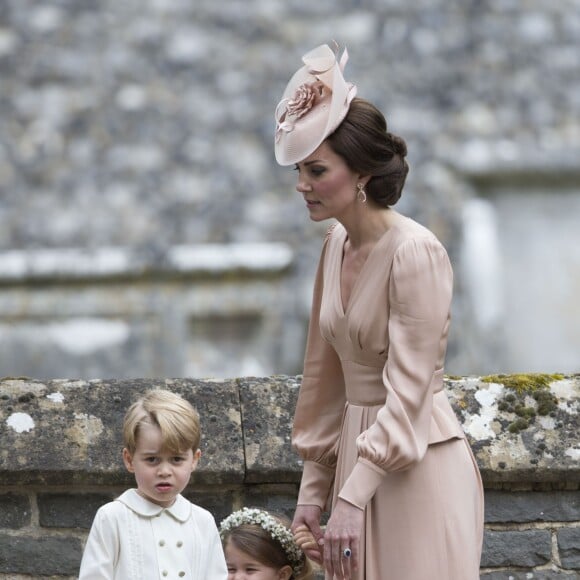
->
[145,457,158,464]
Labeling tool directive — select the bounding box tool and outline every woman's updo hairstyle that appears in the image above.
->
[326,98,409,207]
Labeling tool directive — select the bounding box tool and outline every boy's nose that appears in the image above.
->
[157,462,171,475]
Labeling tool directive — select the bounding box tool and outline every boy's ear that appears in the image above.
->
[277,565,293,580]
[191,449,202,471]
[123,448,135,473]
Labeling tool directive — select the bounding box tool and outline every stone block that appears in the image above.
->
[184,489,238,526]
[242,483,301,521]
[444,375,580,484]
[0,534,82,575]
[481,530,552,567]
[0,245,297,381]
[239,375,303,483]
[485,490,580,523]
[0,378,244,485]
[0,494,30,529]
[557,527,580,570]
[38,492,114,529]
[480,571,576,579]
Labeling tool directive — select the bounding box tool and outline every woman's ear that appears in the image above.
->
[122,448,135,473]
[359,174,371,187]
[277,564,293,580]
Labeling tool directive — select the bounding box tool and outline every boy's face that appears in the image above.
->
[123,422,200,507]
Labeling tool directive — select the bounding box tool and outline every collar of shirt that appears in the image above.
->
[115,488,192,522]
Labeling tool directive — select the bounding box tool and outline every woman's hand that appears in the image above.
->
[291,505,324,564]
[323,498,363,580]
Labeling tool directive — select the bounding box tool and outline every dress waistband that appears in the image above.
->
[342,360,444,405]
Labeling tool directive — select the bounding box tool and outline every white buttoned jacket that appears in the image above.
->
[79,489,227,580]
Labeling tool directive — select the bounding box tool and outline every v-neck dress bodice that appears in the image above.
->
[292,220,483,580]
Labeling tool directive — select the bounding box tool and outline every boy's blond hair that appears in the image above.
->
[123,389,201,454]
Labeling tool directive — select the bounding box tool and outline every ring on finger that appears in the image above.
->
[343,547,352,558]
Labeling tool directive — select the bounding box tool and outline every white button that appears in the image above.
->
[162,572,168,577]
[176,541,183,548]
[178,572,185,577]
[159,539,165,547]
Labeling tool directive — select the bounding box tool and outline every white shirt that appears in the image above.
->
[79,489,227,580]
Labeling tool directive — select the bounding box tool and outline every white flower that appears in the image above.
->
[220,508,305,577]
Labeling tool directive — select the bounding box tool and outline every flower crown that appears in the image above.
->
[219,507,305,577]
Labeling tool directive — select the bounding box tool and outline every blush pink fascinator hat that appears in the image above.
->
[274,43,357,166]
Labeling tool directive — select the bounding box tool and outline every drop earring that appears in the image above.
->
[356,183,367,203]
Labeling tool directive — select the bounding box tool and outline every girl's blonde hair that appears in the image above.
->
[123,389,200,454]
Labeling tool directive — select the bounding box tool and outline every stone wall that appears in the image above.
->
[0,243,299,380]
[1,0,580,380]
[1,374,579,579]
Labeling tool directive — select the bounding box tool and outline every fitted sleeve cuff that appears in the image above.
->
[337,459,386,510]
[297,460,335,509]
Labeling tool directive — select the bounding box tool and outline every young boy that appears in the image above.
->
[79,389,227,579]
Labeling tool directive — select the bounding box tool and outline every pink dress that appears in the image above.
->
[292,217,484,579]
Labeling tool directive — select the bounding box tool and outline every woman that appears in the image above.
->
[274,44,484,580]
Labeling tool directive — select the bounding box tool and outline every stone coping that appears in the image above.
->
[0,374,578,486]
[0,243,293,284]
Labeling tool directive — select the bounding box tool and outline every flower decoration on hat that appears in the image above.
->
[286,81,326,119]
[274,43,357,165]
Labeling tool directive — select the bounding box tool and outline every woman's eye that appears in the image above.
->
[310,167,325,176]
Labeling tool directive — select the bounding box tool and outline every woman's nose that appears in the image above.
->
[296,179,312,194]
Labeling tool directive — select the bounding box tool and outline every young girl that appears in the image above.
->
[219,507,315,580]
[79,389,227,579]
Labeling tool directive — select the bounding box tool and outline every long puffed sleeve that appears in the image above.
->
[292,233,346,509]
[338,236,455,509]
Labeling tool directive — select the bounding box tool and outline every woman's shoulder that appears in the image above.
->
[393,216,446,251]
[388,218,451,275]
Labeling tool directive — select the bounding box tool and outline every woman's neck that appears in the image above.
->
[340,207,400,249]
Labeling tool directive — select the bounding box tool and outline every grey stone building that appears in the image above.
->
[1,0,579,379]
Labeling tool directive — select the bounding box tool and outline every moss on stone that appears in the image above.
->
[508,417,530,433]
[481,373,564,434]
[515,406,536,419]
[534,390,559,416]
[480,373,565,392]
